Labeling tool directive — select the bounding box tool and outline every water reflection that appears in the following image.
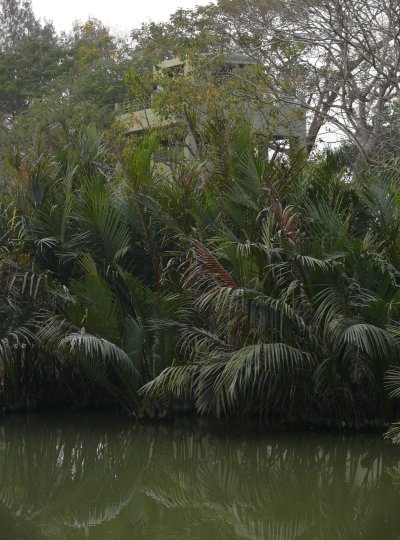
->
[0,415,399,540]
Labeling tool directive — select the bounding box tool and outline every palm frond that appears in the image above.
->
[60,332,140,378]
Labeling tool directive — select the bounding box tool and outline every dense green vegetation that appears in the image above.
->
[0,1,131,187]
[1,0,400,431]
[1,120,400,427]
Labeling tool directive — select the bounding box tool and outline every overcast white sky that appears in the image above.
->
[31,0,213,34]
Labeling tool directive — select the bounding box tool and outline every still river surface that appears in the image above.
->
[0,413,400,540]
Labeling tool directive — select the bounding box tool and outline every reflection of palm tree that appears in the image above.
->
[1,418,400,539]
[141,430,400,540]
[0,415,143,538]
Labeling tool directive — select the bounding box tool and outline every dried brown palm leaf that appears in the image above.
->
[189,239,239,289]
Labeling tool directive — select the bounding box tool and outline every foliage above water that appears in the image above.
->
[1,2,400,429]
[1,119,400,430]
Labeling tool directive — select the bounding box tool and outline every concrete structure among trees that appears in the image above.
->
[116,54,306,164]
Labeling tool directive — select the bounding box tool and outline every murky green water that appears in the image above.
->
[0,414,400,540]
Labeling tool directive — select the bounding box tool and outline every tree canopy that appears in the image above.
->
[131,0,400,170]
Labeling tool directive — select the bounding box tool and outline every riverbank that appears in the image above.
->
[0,396,396,433]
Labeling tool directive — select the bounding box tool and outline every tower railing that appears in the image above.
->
[116,97,153,114]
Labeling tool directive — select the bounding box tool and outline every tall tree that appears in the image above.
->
[0,16,131,185]
[0,0,61,127]
[0,0,39,49]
